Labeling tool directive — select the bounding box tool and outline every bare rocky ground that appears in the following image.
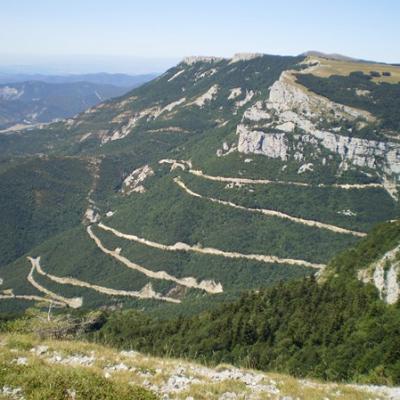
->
[1,334,399,400]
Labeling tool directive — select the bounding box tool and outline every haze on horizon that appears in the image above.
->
[1,0,399,75]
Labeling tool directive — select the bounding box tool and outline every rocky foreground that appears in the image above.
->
[0,334,399,400]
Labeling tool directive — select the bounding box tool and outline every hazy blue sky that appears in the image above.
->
[1,0,399,74]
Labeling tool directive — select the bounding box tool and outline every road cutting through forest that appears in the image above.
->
[0,292,66,307]
[174,177,366,238]
[187,168,384,190]
[27,257,83,308]
[87,226,223,294]
[31,256,180,304]
[98,222,325,269]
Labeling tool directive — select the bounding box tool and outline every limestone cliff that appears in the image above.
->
[237,68,400,199]
[358,243,400,304]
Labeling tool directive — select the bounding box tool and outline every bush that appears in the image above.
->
[370,71,381,77]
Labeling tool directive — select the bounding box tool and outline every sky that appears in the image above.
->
[1,0,399,74]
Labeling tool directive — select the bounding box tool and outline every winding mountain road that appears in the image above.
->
[174,177,366,237]
[87,226,223,294]
[98,222,325,269]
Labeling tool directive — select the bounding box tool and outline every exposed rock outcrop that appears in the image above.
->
[237,124,288,160]
[182,56,225,65]
[358,244,400,304]
[243,101,271,121]
[101,98,188,144]
[121,165,154,195]
[228,87,242,100]
[102,116,139,144]
[0,86,23,100]
[167,69,185,82]
[237,69,400,199]
[3,336,394,400]
[230,53,263,63]
[196,68,217,80]
[188,85,219,107]
[235,90,255,108]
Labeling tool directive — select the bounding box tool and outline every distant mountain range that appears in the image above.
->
[0,72,157,87]
[0,73,156,130]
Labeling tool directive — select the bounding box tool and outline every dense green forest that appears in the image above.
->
[1,222,399,387]
[181,170,397,232]
[91,222,400,385]
[0,157,91,267]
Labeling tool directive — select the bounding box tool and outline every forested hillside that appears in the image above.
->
[0,53,399,317]
[93,221,400,385]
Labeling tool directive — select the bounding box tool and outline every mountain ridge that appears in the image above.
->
[0,51,399,316]
[0,50,400,396]
[0,72,157,87]
[0,80,131,130]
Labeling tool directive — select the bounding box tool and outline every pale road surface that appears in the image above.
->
[87,226,223,294]
[174,177,366,238]
[99,222,325,269]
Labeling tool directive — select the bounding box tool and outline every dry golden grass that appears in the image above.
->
[0,333,391,400]
[268,372,384,400]
[305,56,400,83]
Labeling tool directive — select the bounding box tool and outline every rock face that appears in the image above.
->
[102,116,139,143]
[100,97,189,144]
[237,125,288,160]
[230,53,263,63]
[84,207,100,224]
[228,87,242,100]
[236,69,400,199]
[161,97,186,112]
[358,244,400,304]
[182,56,225,65]
[189,85,219,107]
[267,71,373,121]
[182,53,262,65]
[242,101,270,121]
[235,90,255,108]
[167,69,185,82]
[0,86,23,100]
[121,165,154,195]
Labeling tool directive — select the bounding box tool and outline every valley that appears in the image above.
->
[1,53,399,313]
[0,51,399,392]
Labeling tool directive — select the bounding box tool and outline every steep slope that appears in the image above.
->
[0,53,399,314]
[93,221,400,385]
[0,157,91,267]
[0,332,394,400]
